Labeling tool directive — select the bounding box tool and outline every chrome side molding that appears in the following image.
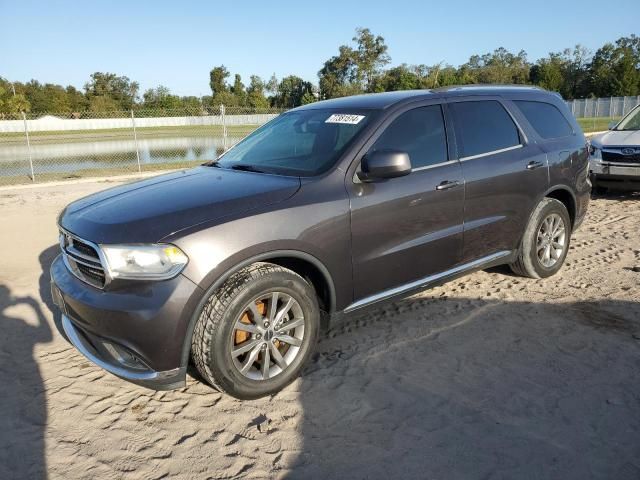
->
[344,250,512,313]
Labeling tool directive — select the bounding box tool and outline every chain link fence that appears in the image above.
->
[2,97,640,186]
[566,95,640,133]
[0,106,284,186]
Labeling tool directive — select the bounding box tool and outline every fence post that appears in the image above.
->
[22,112,35,182]
[220,104,227,151]
[608,97,613,117]
[131,110,141,173]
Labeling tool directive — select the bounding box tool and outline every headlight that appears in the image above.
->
[101,244,188,280]
[589,145,602,159]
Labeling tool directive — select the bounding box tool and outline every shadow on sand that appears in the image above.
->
[288,296,640,479]
[0,244,59,480]
[0,283,52,479]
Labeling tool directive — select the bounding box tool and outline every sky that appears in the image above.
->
[1,0,639,97]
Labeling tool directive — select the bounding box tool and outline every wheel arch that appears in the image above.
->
[179,250,336,370]
[544,186,577,228]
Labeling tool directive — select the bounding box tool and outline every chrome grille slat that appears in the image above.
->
[66,252,103,269]
[66,245,102,266]
[59,229,107,288]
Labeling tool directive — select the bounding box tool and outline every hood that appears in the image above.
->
[59,166,301,243]
[591,129,640,148]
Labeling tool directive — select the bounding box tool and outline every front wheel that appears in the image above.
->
[191,263,320,399]
[510,198,571,279]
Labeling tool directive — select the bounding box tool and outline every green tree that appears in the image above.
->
[179,96,202,110]
[65,85,89,112]
[530,54,566,94]
[300,91,317,105]
[209,65,230,97]
[352,27,390,91]
[266,74,279,97]
[212,91,241,107]
[463,48,530,84]
[588,36,640,96]
[318,27,390,98]
[6,94,31,113]
[84,72,139,109]
[88,95,120,112]
[272,75,314,108]
[142,85,183,110]
[413,63,460,89]
[372,64,420,92]
[318,45,360,98]
[529,46,590,99]
[230,74,246,105]
[246,75,270,109]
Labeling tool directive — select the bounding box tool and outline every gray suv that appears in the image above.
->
[50,86,590,399]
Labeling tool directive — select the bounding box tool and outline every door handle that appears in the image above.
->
[435,180,460,191]
[526,160,544,170]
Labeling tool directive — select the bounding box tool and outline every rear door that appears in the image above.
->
[347,102,465,304]
[448,97,548,263]
[512,98,585,194]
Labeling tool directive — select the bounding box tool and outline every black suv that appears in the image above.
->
[51,86,590,399]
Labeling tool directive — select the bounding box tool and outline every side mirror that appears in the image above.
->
[358,150,412,181]
[608,121,617,130]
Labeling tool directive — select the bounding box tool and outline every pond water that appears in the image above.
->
[0,135,244,177]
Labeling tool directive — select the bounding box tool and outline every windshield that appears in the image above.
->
[213,109,377,176]
[615,105,640,131]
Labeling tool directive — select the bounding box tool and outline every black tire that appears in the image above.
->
[510,198,572,279]
[191,262,320,399]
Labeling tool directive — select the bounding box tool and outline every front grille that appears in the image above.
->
[602,149,640,164]
[60,230,107,288]
[72,240,100,259]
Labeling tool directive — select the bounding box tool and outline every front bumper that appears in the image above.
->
[590,160,640,190]
[50,254,202,390]
[60,314,185,389]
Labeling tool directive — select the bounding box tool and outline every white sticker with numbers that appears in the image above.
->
[325,114,365,125]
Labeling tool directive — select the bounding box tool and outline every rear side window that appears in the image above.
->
[450,101,520,158]
[514,100,573,139]
[369,105,448,169]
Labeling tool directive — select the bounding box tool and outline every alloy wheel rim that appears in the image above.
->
[536,213,566,268]
[230,292,305,381]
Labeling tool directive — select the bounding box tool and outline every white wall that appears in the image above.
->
[0,114,279,133]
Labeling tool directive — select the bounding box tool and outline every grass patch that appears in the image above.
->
[577,117,620,133]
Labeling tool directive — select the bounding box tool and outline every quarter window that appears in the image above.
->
[514,100,573,139]
[450,101,521,158]
[368,105,448,169]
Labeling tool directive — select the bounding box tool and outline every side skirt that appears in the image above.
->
[340,250,514,316]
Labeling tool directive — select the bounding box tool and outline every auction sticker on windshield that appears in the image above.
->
[325,114,365,124]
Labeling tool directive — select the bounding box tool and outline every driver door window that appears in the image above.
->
[368,105,448,169]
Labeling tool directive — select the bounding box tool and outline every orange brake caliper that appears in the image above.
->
[234,300,267,345]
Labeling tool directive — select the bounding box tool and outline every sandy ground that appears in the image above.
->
[0,177,639,480]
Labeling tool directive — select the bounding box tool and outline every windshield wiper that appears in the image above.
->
[203,160,222,167]
[229,164,268,173]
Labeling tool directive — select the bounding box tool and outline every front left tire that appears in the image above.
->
[191,262,320,399]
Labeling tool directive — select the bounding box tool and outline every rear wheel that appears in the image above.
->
[510,198,571,279]
[191,262,320,399]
